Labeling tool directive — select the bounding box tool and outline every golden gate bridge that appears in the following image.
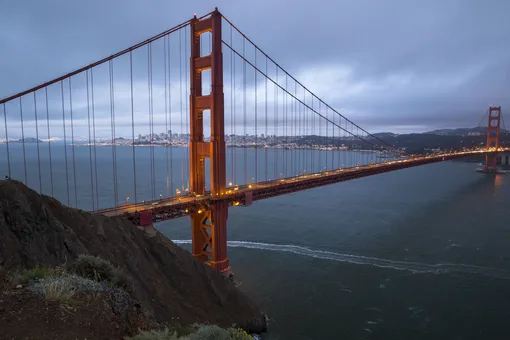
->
[0,8,505,275]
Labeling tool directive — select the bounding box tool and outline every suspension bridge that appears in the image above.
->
[0,9,506,274]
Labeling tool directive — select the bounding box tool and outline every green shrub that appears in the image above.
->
[70,254,127,287]
[126,325,253,340]
[18,265,57,284]
[227,328,253,340]
[125,328,187,340]
[173,326,198,337]
[189,325,231,340]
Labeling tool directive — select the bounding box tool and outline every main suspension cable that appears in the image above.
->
[222,40,382,149]
[221,15,395,150]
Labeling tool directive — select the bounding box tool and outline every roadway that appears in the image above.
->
[94,149,500,224]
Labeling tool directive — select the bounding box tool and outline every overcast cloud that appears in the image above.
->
[1,0,509,137]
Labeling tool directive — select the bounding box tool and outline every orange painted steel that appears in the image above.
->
[485,106,501,172]
[189,9,230,273]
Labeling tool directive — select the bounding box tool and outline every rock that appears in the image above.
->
[0,180,266,333]
[15,285,22,289]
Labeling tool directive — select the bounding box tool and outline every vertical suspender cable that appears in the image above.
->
[184,27,190,191]
[331,107,334,170]
[44,89,54,196]
[274,66,278,179]
[167,36,174,197]
[164,36,170,197]
[19,98,27,185]
[319,101,323,171]
[91,70,99,208]
[129,51,138,203]
[311,96,314,172]
[148,43,155,200]
[69,78,78,207]
[326,105,329,171]
[230,25,234,185]
[233,34,236,185]
[284,74,288,177]
[60,81,70,205]
[301,88,308,175]
[292,82,301,176]
[3,104,11,179]
[33,92,42,193]
[243,38,247,185]
[254,48,258,184]
[264,56,268,182]
[179,30,184,192]
[85,70,95,211]
[110,61,119,206]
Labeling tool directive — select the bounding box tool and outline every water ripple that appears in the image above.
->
[172,239,510,279]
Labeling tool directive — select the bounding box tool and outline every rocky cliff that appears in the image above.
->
[0,180,266,333]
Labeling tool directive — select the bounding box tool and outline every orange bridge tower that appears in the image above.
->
[484,106,501,172]
[189,9,230,274]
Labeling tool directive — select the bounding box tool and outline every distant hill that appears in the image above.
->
[364,126,510,154]
[372,132,398,138]
[12,137,43,143]
[424,127,509,137]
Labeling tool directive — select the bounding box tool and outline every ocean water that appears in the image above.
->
[2,143,509,339]
[160,161,510,340]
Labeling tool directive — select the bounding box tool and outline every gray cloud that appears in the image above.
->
[1,0,509,137]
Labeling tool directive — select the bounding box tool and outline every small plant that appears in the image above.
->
[227,328,253,340]
[173,326,198,338]
[28,275,104,295]
[126,325,253,340]
[126,328,186,340]
[71,254,127,287]
[40,277,76,302]
[18,265,56,284]
[189,325,231,340]
[107,287,132,317]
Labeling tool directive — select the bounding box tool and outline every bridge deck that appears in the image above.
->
[94,150,494,224]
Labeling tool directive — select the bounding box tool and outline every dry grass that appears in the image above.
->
[41,278,76,302]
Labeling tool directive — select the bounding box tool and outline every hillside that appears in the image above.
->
[0,180,266,336]
[424,126,510,136]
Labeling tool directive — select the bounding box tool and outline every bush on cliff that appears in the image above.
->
[127,324,253,340]
[70,254,128,288]
[17,265,58,284]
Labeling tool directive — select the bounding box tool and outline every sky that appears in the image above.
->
[0,0,509,139]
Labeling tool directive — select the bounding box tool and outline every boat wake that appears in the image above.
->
[172,240,510,279]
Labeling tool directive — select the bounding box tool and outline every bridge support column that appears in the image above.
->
[189,9,230,273]
[484,106,501,172]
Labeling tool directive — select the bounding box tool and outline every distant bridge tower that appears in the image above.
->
[189,9,230,274]
[484,106,501,172]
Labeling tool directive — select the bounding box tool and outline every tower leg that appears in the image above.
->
[483,106,501,173]
[210,201,230,273]
[191,212,209,262]
[190,204,230,274]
